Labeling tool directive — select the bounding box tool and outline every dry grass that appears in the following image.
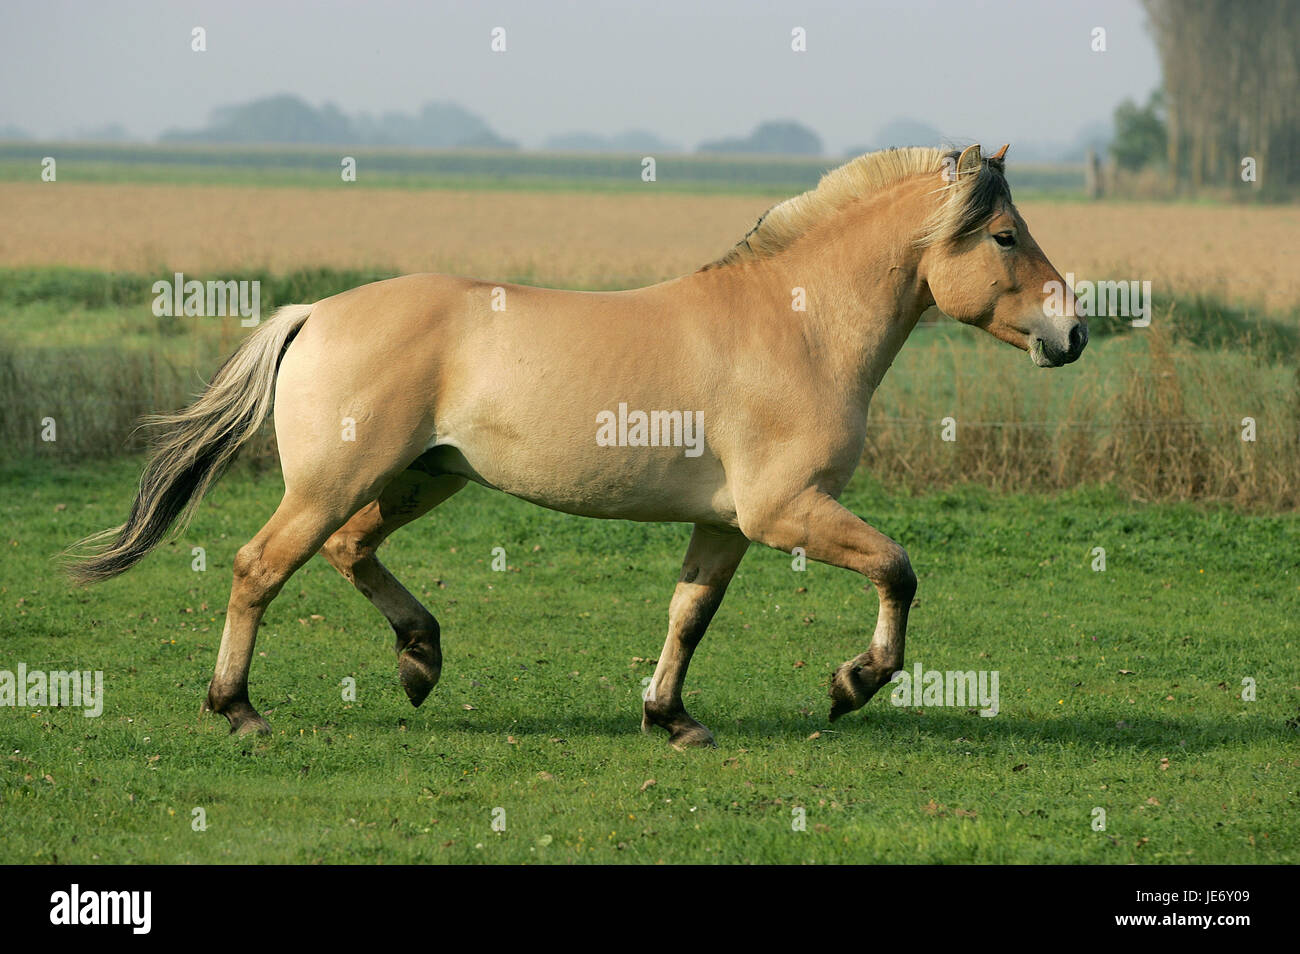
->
[0,183,762,289]
[865,321,1299,510]
[1020,199,1300,312]
[3,182,1299,308]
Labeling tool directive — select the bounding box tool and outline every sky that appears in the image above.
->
[0,0,1162,152]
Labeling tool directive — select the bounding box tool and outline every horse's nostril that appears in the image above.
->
[1069,323,1086,354]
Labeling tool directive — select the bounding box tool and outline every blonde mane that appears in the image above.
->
[701,145,1010,270]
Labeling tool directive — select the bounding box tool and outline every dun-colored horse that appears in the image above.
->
[71,144,1086,746]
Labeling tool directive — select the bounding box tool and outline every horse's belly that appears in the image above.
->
[428,431,735,526]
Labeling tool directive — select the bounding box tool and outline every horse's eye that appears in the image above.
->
[994,232,1017,248]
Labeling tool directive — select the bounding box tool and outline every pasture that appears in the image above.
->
[3,456,1297,863]
[2,157,1298,864]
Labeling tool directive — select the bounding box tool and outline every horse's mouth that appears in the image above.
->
[1029,338,1055,367]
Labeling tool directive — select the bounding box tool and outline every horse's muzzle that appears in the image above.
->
[1031,320,1088,367]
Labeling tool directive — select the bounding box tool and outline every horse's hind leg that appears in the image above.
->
[205,490,367,735]
[642,525,749,749]
[320,468,466,706]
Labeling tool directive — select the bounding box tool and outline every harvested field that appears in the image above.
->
[3,182,1298,307]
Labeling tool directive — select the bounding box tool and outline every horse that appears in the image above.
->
[69,143,1087,747]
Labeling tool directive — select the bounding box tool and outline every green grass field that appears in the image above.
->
[2,457,1296,863]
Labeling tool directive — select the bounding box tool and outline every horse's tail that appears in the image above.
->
[66,303,314,585]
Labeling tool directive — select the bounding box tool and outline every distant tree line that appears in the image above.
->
[159,97,834,156]
[161,95,517,149]
[1129,0,1300,192]
[697,120,823,156]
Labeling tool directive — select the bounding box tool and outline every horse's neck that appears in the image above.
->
[760,199,932,403]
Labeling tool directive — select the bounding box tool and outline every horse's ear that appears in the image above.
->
[956,144,982,177]
[990,143,1009,161]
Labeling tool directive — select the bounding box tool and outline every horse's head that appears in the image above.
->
[919,144,1087,368]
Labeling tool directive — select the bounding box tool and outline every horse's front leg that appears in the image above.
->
[642,524,749,749]
[740,490,916,721]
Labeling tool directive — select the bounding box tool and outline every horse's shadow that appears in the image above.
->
[363,704,1282,758]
